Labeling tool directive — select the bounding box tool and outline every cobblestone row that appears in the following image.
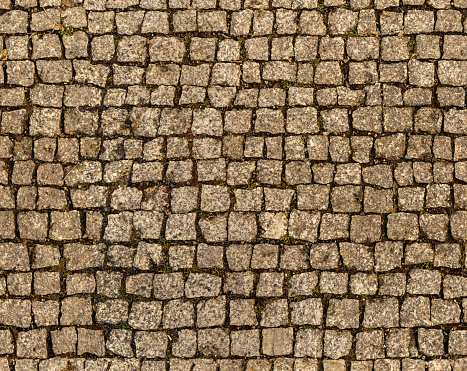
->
[0,0,467,368]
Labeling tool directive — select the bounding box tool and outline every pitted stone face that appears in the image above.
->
[0,0,466,369]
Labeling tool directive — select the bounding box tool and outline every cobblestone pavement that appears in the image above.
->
[1,0,467,369]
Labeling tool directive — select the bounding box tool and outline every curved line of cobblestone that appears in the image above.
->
[0,0,466,370]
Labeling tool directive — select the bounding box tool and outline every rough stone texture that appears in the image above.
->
[0,0,465,368]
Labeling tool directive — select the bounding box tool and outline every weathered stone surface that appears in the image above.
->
[0,0,464,367]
